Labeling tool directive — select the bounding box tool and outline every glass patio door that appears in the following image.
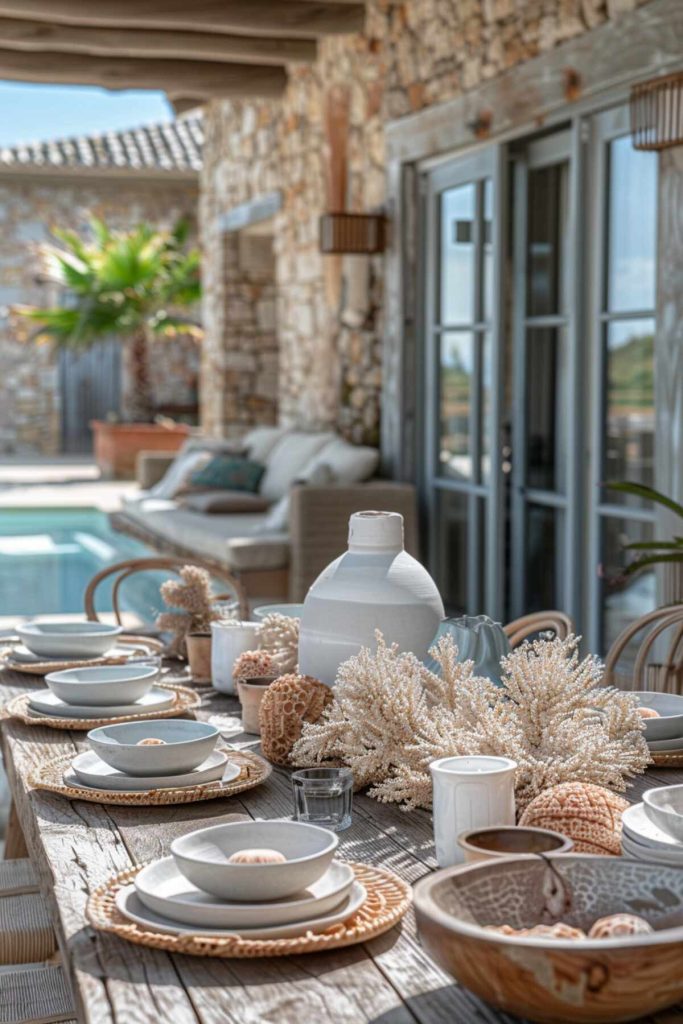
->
[422,149,504,617]
[509,130,580,620]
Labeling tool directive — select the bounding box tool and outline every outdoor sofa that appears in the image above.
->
[111,426,418,602]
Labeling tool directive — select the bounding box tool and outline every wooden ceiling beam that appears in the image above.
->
[0,48,287,98]
[0,17,317,65]
[0,1,365,40]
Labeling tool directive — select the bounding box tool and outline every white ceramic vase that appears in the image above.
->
[210,620,259,695]
[430,755,517,868]
[298,510,445,686]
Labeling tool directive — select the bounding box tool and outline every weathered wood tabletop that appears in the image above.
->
[1,664,682,1024]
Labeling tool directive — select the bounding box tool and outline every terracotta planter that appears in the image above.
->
[91,420,189,479]
[237,676,278,735]
[186,633,212,684]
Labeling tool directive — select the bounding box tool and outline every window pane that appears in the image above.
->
[482,179,493,324]
[600,516,656,658]
[525,504,565,612]
[439,332,473,481]
[527,161,569,317]
[481,332,492,484]
[440,183,476,324]
[436,489,468,612]
[604,319,655,507]
[525,327,568,492]
[607,136,657,313]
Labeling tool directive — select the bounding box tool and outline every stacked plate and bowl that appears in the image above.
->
[116,820,365,940]
[67,718,237,794]
[634,690,683,760]
[622,784,683,866]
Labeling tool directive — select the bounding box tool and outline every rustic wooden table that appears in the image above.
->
[1,663,682,1024]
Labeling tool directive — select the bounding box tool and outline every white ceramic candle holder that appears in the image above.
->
[430,755,517,867]
[210,620,259,695]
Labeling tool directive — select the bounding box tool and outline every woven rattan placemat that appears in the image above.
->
[4,683,200,729]
[29,748,271,805]
[86,861,411,957]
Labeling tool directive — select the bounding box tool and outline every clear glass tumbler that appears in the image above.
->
[291,767,353,832]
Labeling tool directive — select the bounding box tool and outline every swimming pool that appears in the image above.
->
[0,507,165,625]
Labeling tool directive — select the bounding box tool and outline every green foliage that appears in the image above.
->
[14,217,201,349]
[607,481,683,574]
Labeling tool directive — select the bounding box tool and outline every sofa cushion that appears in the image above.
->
[189,455,264,492]
[259,431,335,502]
[181,490,270,514]
[243,426,290,464]
[299,437,379,485]
[149,448,212,499]
[120,498,289,571]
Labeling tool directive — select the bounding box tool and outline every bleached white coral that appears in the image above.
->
[256,613,299,674]
[291,632,649,812]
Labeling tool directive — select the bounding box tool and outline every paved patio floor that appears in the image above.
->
[0,457,137,510]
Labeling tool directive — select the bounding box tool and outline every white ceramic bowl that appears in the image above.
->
[45,665,157,707]
[643,785,683,842]
[633,691,683,741]
[251,604,304,622]
[17,621,122,658]
[87,720,219,777]
[171,820,338,901]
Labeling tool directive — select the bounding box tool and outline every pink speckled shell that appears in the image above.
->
[519,782,628,855]
[588,913,653,939]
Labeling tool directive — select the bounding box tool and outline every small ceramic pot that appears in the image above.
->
[186,633,212,684]
[457,826,574,864]
[237,676,278,734]
[430,755,517,867]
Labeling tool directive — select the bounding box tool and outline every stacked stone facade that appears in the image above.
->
[0,175,198,455]
[200,0,651,445]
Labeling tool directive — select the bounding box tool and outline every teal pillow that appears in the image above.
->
[189,455,264,492]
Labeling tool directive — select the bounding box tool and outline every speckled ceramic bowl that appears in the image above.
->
[414,854,683,1023]
[457,826,574,864]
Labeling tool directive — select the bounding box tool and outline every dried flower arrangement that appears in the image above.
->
[291,632,650,812]
[155,565,220,657]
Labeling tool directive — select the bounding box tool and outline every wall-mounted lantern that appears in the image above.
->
[319,212,386,255]
[631,71,683,151]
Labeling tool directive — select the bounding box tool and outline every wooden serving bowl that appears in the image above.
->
[414,854,683,1023]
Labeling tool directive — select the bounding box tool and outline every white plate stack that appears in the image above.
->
[621,801,683,866]
[115,820,368,940]
[29,665,167,720]
[634,691,683,759]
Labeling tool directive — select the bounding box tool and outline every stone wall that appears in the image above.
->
[200,0,652,448]
[0,175,198,455]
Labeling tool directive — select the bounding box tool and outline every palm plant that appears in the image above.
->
[608,481,683,574]
[14,217,201,421]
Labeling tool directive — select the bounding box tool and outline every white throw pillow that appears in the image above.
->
[243,426,290,464]
[258,431,335,502]
[149,449,211,499]
[297,437,379,485]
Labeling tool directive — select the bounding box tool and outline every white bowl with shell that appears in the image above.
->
[170,820,338,901]
[87,720,219,777]
[633,691,683,741]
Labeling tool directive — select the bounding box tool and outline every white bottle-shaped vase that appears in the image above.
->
[298,510,445,686]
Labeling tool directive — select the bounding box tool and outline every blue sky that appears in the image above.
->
[0,81,172,146]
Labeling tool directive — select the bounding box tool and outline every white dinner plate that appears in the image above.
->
[621,833,683,866]
[71,750,235,792]
[115,880,367,940]
[622,802,683,852]
[647,735,683,752]
[9,644,136,665]
[134,857,355,929]
[28,686,174,719]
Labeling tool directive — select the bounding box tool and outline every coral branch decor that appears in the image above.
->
[155,565,220,658]
[292,633,650,813]
[256,614,300,675]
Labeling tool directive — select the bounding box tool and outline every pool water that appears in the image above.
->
[0,507,167,625]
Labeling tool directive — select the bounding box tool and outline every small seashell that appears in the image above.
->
[227,848,287,865]
[137,738,166,746]
[524,923,586,940]
[588,913,653,939]
[636,706,660,719]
